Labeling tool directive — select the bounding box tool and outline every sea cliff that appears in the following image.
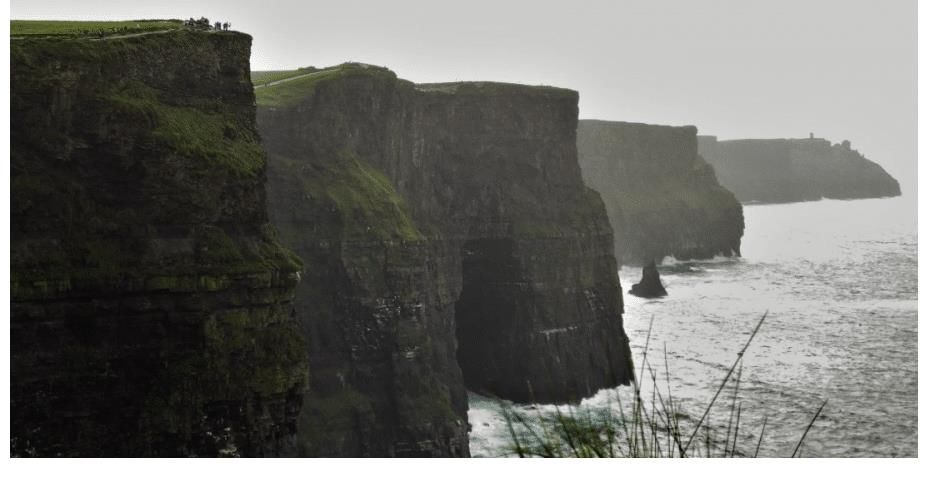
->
[697,136,901,203]
[10,28,307,457]
[256,64,634,456]
[577,120,744,266]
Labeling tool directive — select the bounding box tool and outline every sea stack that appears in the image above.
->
[629,261,668,298]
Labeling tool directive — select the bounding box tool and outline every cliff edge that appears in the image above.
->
[577,120,744,266]
[11,27,307,456]
[697,136,902,204]
[256,64,634,456]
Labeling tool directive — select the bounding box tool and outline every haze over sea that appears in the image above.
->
[469,196,917,457]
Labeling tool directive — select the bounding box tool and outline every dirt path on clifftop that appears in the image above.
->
[253,72,319,89]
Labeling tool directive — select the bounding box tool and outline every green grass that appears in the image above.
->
[10,33,300,295]
[251,67,321,87]
[503,314,829,458]
[255,63,397,107]
[105,82,266,178]
[280,148,424,242]
[416,81,577,99]
[11,19,183,37]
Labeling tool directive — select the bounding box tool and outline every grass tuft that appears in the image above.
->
[502,313,829,458]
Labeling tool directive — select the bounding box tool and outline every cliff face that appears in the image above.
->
[257,65,633,456]
[11,31,307,457]
[697,136,902,203]
[577,120,744,266]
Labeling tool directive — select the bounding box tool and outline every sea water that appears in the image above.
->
[468,196,917,457]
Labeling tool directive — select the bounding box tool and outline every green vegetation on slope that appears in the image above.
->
[105,81,266,178]
[255,63,397,107]
[10,30,301,295]
[251,67,322,87]
[11,19,183,36]
[283,149,424,242]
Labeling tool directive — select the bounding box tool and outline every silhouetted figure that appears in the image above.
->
[629,260,667,298]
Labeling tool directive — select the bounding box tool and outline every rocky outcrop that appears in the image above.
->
[256,64,634,456]
[577,120,744,266]
[629,261,667,298]
[697,136,902,203]
[11,30,307,456]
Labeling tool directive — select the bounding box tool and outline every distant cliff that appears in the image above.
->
[256,64,633,456]
[697,136,901,203]
[11,29,307,456]
[577,120,743,266]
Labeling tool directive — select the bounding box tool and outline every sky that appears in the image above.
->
[10,0,918,198]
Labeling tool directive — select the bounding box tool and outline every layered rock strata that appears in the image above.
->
[256,64,634,456]
[577,120,744,266]
[11,29,307,457]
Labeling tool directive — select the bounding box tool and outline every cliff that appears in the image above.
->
[697,136,902,203]
[11,28,307,456]
[256,64,633,456]
[577,120,744,266]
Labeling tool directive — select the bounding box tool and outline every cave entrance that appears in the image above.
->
[454,237,522,397]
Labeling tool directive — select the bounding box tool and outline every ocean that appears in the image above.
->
[468,196,917,457]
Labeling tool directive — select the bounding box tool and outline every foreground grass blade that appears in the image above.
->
[792,399,828,458]
[682,312,768,454]
[754,416,768,458]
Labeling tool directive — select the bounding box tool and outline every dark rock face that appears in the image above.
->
[11,31,307,457]
[577,120,744,266]
[629,261,667,298]
[697,136,902,203]
[257,65,633,456]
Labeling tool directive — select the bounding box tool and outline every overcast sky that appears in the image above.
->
[11,0,917,198]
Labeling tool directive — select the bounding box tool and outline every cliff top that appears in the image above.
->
[251,63,395,87]
[699,136,835,146]
[579,118,698,134]
[253,62,578,107]
[416,81,577,100]
[10,18,246,40]
[254,63,400,107]
[11,19,186,37]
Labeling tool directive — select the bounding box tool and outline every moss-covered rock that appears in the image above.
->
[11,28,307,457]
[258,64,633,456]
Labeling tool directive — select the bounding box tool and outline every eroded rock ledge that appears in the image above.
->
[257,64,634,457]
[577,120,744,266]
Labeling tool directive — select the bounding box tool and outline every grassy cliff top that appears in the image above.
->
[254,62,577,107]
[416,81,577,99]
[254,63,398,107]
[11,19,185,37]
[251,67,324,87]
